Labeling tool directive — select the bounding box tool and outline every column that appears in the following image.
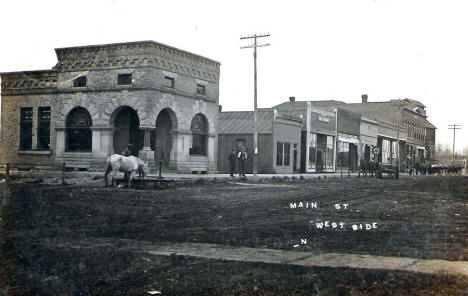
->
[55,127,66,158]
[169,130,180,168]
[172,130,191,173]
[208,134,216,172]
[91,126,114,158]
[139,126,155,161]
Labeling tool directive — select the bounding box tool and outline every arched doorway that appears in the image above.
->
[152,108,177,167]
[190,113,208,155]
[66,107,92,152]
[112,106,143,156]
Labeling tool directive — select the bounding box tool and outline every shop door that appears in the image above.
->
[293,149,298,172]
[349,143,357,171]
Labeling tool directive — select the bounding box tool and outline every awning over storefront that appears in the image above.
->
[338,133,359,144]
[360,135,377,147]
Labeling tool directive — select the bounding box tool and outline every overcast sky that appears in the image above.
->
[1,0,467,151]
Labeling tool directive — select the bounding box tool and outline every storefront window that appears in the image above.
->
[392,141,398,161]
[277,142,283,166]
[381,139,391,164]
[338,142,350,167]
[326,136,334,169]
[284,143,291,166]
[308,133,317,169]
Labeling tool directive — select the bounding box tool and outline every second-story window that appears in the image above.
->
[73,76,87,87]
[197,84,206,95]
[164,76,175,88]
[117,74,132,85]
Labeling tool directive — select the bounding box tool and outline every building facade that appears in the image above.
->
[217,109,302,174]
[306,104,336,173]
[342,95,435,172]
[275,98,361,173]
[0,41,220,173]
[335,107,361,172]
[359,117,379,163]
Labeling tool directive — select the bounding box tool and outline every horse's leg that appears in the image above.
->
[127,171,133,188]
[112,170,117,187]
[104,164,111,187]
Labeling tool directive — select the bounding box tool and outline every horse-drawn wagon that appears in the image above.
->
[359,146,399,179]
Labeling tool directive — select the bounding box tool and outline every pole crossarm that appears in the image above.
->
[240,33,270,40]
[240,43,270,49]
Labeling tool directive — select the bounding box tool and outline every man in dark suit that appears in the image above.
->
[228,149,237,177]
[237,147,247,177]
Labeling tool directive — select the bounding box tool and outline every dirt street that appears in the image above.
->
[1,175,467,295]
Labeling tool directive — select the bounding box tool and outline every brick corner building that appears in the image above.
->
[0,41,220,173]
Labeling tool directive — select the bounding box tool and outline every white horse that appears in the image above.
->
[104,154,148,188]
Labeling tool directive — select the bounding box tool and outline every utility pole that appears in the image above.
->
[392,100,406,171]
[448,124,461,162]
[240,33,270,176]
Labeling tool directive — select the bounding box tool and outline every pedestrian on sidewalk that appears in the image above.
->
[228,149,237,177]
[238,147,247,177]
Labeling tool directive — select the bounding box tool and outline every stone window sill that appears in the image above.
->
[189,154,208,159]
[162,86,177,92]
[64,151,92,156]
[17,150,52,155]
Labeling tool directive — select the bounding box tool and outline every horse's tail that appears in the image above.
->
[104,156,112,178]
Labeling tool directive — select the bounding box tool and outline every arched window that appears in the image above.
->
[190,113,208,155]
[66,107,92,151]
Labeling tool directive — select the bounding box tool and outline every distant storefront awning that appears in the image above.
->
[338,133,360,144]
[360,135,377,147]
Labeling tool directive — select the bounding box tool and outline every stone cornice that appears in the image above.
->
[1,86,217,103]
[53,41,220,82]
[0,70,58,94]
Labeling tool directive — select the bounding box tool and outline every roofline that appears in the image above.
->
[361,117,379,124]
[0,69,57,75]
[219,109,274,114]
[54,40,221,65]
[275,115,303,123]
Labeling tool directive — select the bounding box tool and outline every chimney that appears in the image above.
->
[361,94,368,103]
[218,105,222,112]
[289,96,296,103]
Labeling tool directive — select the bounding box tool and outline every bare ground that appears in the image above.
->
[1,175,467,295]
